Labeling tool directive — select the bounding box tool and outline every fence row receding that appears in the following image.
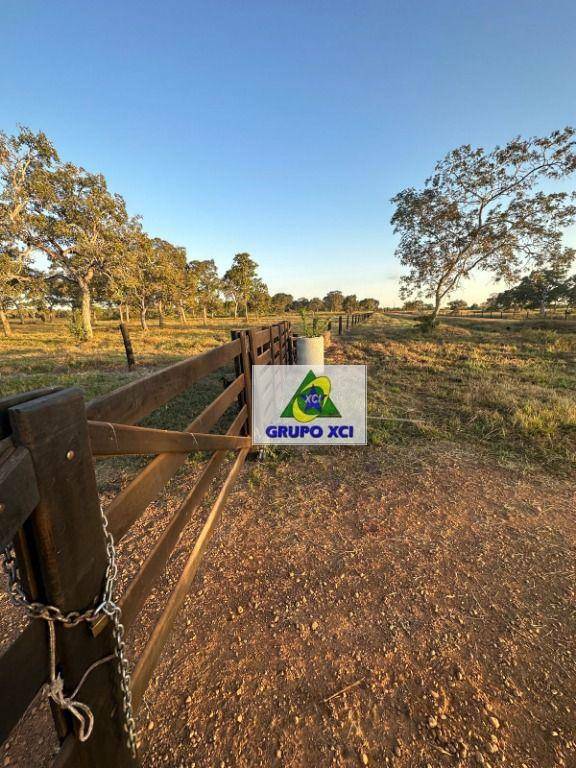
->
[0,313,373,766]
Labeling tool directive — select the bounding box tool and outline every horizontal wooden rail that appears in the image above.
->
[132,445,250,709]
[106,374,246,541]
[0,621,49,745]
[0,445,40,549]
[92,405,248,637]
[86,337,241,426]
[254,348,272,365]
[0,388,60,440]
[88,421,250,457]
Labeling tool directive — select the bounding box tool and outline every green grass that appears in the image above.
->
[347,314,576,474]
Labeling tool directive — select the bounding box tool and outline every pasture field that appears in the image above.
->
[0,315,292,400]
[1,313,575,768]
[1,311,574,476]
[361,314,576,475]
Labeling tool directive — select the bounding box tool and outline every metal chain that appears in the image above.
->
[1,506,138,758]
[98,505,138,757]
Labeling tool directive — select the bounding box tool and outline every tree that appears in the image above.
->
[270,292,294,313]
[174,259,199,324]
[189,259,221,324]
[493,248,574,314]
[248,279,271,316]
[343,294,358,312]
[391,128,576,321]
[0,127,57,335]
[124,227,161,331]
[150,238,187,327]
[223,253,259,320]
[403,299,426,311]
[323,290,344,312]
[32,163,128,339]
[308,297,324,312]
[448,299,468,314]
[291,297,309,311]
[565,276,576,309]
[359,297,380,310]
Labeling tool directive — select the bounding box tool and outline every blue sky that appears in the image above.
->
[2,0,575,305]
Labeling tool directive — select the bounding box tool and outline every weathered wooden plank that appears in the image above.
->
[247,327,269,349]
[132,445,249,709]
[88,421,250,457]
[0,622,49,746]
[10,388,137,766]
[0,437,13,459]
[254,348,272,365]
[0,445,40,549]
[0,388,60,439]
[107,374,245,541]
[86,338,241,425]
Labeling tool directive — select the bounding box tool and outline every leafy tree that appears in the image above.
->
[323,290,344,312]
[447,299,468,314]
[122,226,166,331]
[174,259,199,324]
[493,248,574,314]
[32,163,128,339]
[150,238,187,327]
[565,276,576,308]
[291,297,309,310]
[343,294,358,312]
[270,292,294,313]
[359,298,380,310]
[0,127,57,335]
[248,279,271,316]
[223,252,259,320]
[392,128,576,320]
[189,259,221,324]
[403,299,426,311]
[308,297,324,312]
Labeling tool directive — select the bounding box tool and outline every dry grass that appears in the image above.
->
[343,314,576,475]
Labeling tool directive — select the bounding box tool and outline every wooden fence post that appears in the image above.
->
[9,388,137,767]
[338,315,342,335]
[119,323,136,370]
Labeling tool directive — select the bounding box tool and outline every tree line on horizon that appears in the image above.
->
[403,261,576,316]
[0,127,378,339]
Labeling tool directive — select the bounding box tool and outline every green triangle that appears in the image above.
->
[281,370,341,419]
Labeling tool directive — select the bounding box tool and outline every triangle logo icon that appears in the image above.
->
[281,370,341,423]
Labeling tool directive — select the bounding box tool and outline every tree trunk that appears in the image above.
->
[429,291,443,322]
[119,304,125,323]
[80,286,94,340]
[178,303,188,325]
[0,308,13,337]
[126,305,131,322]
[157,301,165,328]
[140,307,148,332]
[540,298,547,316]
[18,307,25,325]
[202,306,208,325]
[244,301,249,321]
[233,301,238,318]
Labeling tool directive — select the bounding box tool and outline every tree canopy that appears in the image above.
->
[392,127,576,319]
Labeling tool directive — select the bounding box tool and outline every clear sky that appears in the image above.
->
[2,0,576,305]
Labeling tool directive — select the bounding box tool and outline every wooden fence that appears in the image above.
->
[0,313,372,765]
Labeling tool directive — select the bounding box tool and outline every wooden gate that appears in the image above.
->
[0,314,377,765]
[0,322,291,766]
